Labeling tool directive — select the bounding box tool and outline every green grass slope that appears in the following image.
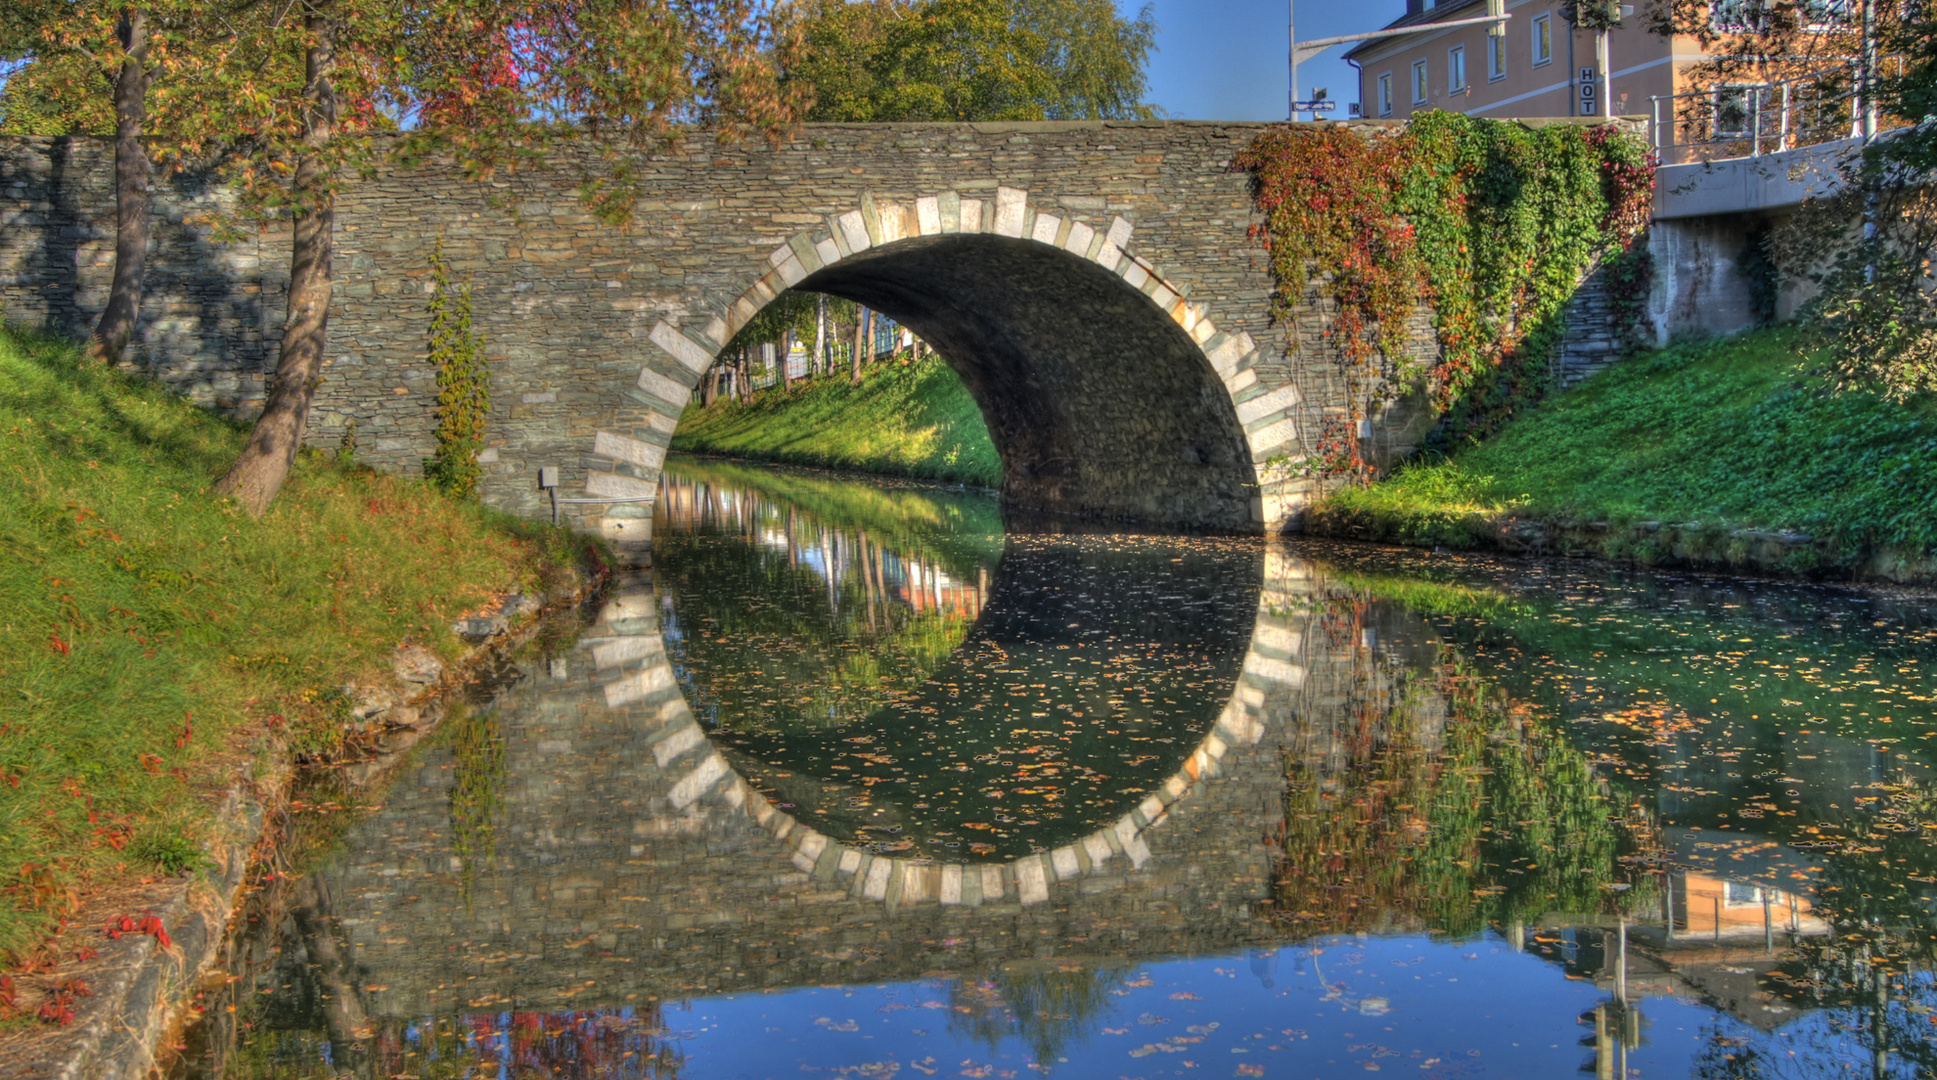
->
[1313,327,1937,563]
[0,326,595,962]
[669,356,1000,487]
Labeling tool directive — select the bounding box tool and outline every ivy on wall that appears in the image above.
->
[1235,113,1655,449]
[423,241,491,499]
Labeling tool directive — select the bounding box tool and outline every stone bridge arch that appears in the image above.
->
[580,184,1300,547]
[0,122,1348,533]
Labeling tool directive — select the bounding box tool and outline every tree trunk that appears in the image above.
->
[813,295,826,377]
[703,365,719,407]
[85,9,153,367]
[289,875,370,1070]
[851,308,869,385]
[778,330,793,388]
[213,11,337,516]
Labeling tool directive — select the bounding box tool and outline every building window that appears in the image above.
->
[1532,13,1552,66]
[1378,72,1394,116]
[1413,60,1429,104]
[1448,46,1466,93]
[1489,33,1507,80]
[1712,83,1770,138]
[1725,881,1763,906]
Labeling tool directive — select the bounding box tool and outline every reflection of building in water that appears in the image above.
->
[1493,838,1842,1078]
[1661,827,1831,947]
[658,471,988,621]
[1674,870,1827,944]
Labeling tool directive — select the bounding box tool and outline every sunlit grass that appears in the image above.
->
[0,324,597,962]
[1318,326,1937,558]
[669,355,1001,487]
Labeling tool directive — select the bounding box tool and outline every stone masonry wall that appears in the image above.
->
[0,120,1644,536]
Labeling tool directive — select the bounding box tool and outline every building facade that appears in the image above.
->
[1347,0,1707,124]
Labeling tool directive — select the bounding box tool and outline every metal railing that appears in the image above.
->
[1647,59,1899,166]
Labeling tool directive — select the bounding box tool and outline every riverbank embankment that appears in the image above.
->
[0,326,604,1074]
[1303,327,1937,584]
[669,354,1000,488]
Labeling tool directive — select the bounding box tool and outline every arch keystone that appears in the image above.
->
[994,186,1028,237]
[1063,220,1096,257]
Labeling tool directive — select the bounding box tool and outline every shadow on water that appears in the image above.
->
[173,470,1937,1080]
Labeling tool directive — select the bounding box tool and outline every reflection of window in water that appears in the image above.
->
[1725,881,1763,906]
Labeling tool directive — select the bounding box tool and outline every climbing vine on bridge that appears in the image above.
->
[424,241,491,500]
[1235,112,1654,448]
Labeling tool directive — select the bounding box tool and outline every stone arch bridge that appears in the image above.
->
[0,120,1624,538]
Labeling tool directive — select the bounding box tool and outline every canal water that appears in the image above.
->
[182,457,1937,1079]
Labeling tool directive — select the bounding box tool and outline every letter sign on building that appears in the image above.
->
[1578,66,1598,115]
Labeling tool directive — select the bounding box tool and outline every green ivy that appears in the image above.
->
[1235,113,1655,450]
[423,240,491,499]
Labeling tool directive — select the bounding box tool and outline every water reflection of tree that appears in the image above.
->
[946,962,1128,1068]
[661,456,1004,575]
[1275,644,1658,938]
[445,703,505,914]
[659,513,981,735]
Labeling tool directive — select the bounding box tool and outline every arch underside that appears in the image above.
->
[799,234,1259,530]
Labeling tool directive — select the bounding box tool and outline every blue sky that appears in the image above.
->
[1140,0,1408,120]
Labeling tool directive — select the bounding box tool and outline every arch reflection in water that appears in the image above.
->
[643,456,1277,882]
[183,487,1937,1078]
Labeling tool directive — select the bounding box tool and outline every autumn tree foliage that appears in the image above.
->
[179,1,808,515]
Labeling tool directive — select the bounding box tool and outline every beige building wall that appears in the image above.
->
[1350,0,1710,124]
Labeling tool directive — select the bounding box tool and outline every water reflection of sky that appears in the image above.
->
[656,935,1885,1078]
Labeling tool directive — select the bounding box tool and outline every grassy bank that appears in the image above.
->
[1310,327,1937,571]
[0,325,598,963]
[669,355,1000,487]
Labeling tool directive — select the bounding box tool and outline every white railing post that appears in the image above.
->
[1778,80,1792,151]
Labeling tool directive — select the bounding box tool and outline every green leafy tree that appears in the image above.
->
[791,0,1156,123]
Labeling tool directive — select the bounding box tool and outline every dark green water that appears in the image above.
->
[183,458,1937,1080]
